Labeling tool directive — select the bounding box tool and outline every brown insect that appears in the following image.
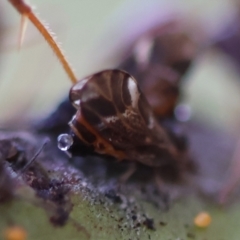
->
[9,0,191,181]
[64,69,188,168]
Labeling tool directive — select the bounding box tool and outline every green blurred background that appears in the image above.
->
[1,0,240,135]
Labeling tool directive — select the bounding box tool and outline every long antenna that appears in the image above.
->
[8,0,78,84]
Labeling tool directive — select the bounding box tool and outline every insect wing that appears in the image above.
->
[69,70,177,166]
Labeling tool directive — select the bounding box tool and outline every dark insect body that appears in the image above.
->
[58,69,190,177]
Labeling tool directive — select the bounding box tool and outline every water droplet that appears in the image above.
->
[57,134,73,151]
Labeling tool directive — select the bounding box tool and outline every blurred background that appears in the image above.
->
[1,0,240,137]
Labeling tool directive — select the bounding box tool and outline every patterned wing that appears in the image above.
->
[69,69,179,167]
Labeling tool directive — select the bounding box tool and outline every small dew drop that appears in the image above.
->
[57,134,73,151]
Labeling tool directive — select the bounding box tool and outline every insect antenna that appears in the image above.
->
[8,0,78,84]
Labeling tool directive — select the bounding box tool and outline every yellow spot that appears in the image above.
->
[194,212,212,228]
[3,226,27,240]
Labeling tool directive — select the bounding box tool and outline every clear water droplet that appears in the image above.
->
[57,134,73,151]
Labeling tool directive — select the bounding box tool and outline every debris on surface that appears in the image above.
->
[3,225,27,240]
[194,211,212,228]
[0,117,236,239]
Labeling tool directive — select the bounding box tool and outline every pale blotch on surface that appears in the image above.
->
[3,225,27,240]
[194,211,212,228]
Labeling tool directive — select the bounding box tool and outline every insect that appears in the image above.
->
[9,0,192,182]
[58,69,189,169]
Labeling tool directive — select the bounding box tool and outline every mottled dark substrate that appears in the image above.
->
[0,114,237,237]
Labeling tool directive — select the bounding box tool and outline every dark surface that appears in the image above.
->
[0,115,238,240]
